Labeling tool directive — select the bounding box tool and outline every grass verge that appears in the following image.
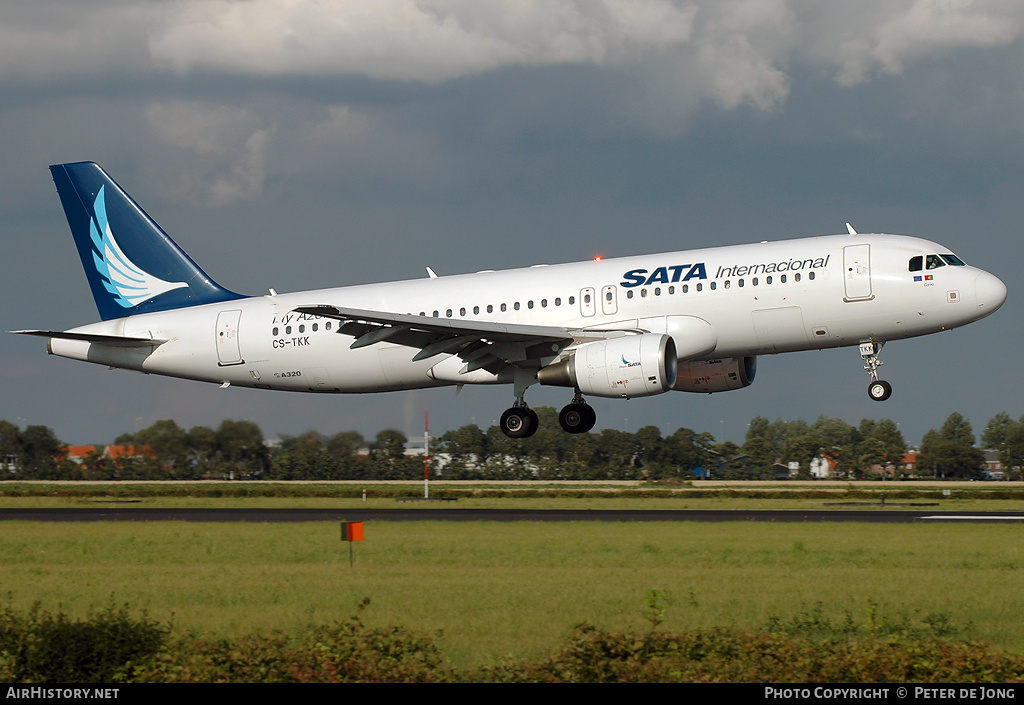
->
[0,519,1021,669]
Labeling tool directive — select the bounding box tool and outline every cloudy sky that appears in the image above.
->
[2,0,1022,447]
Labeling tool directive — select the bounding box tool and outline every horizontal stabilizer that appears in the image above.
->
[11,330,166,347]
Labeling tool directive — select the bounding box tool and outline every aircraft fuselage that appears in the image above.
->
[49,232,1003,394]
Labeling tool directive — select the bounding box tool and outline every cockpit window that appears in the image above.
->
[925,254,946,270]
[908,256,923,272]
[940,254,966,266]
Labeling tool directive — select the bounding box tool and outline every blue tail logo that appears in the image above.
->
[51,162,244,321]
[89,185,188,308]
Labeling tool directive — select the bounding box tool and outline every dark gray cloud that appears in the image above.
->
[2,1,1022,447]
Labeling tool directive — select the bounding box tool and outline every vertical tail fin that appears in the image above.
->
[49,162,244,321]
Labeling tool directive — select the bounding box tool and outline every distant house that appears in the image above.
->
[809,454,838,479]
[901,450,919,475]
[102,445,155,465]
[982,449,1004,480]
[65,445,100,464]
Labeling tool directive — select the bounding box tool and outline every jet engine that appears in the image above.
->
[672,357,756,393]
[538,333,677,398]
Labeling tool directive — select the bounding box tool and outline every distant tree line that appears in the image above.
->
[1,408,1021,481]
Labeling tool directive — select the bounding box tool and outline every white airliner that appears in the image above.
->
[14,162,1008,438]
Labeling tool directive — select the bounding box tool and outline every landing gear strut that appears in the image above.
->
[860,341,892,402]
[499,368,540,438]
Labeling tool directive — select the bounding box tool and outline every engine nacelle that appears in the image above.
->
[672,357,756,393]
[538,333,677,398]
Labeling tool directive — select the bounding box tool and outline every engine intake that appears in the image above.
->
[539,333,677,398]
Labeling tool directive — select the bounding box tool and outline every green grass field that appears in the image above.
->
[1,518,1020,668]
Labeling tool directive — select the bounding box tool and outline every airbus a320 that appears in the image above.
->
[14,162,1008,438]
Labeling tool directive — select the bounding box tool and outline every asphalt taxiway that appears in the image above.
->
[2,508,1023,523]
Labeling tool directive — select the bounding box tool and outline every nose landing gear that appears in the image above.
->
[861,342,892,401]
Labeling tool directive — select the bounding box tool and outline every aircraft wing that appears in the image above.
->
[292,305,632,374]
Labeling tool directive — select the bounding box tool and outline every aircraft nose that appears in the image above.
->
[974,270,1007,316]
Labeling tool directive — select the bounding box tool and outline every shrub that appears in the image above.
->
[0,603,167,683]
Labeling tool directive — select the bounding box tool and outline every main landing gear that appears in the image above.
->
[558,392,596,434]
[499,398,598,438]
[498,382,598,438]
[860,341,893,402]
[499,405,539,439]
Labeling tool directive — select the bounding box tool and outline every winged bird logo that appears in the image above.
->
[89,185,187,308]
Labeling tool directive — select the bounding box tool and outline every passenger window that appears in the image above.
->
[501,303,507,312]
[569,296,575,305]
[312,323,318,332]
[909,256,923,272]
[710,282,716,290]
[555,298,561,306]
[272,327,278,336]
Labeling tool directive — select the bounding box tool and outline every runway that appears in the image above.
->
[2,508,1024,523]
